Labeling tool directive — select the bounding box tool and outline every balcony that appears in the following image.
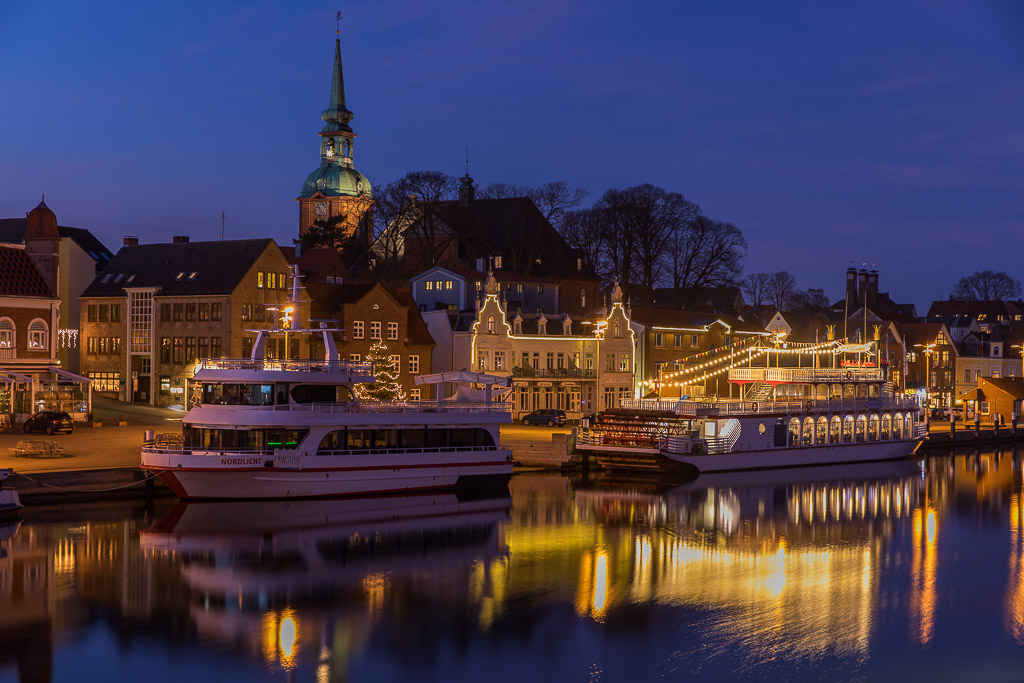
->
[729,367,885,383]
[511,366,597,380]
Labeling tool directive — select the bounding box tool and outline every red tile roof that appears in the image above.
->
[0,246,54,298]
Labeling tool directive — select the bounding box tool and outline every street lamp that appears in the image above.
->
[915,342,936,424]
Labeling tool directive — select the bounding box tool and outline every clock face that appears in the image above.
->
[315,201,328,219]
[316,178,326,190]
[356,180,363,193]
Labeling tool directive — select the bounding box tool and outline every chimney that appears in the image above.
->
[845,267,858,311]
[866,269,879,306]
[123,236,139,246]
[172,235,189,243]
[858,269,869,309]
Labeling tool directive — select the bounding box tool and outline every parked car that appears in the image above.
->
[930,407,950,420]
[22,410,74,435]
[522,409,567,427]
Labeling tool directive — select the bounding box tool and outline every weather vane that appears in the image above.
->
[336,9,341,35]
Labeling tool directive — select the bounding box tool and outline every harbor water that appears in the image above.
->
[2,449,1024,681]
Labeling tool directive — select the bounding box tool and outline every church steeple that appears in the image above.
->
[321,17,354,135]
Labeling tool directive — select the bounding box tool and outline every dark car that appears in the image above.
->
[23,410,74,435]
[522,409,567,427]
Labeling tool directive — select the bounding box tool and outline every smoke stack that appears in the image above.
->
[123,236,139,246]
[172,235,189,243]
[866,269,879,306]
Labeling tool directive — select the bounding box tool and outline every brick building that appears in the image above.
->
[80,237,308,407]
[899,322,957,409]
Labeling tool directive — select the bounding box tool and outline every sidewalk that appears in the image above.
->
[0,399,183,474]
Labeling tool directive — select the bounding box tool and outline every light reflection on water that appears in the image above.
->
[3,450,1024,681]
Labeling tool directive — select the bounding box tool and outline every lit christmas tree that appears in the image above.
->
[356,340,407,401]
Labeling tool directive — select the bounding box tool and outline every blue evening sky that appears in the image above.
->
[2,0,1022,310]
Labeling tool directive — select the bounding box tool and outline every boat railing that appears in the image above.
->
[142,444,502,457]
[729,367,886,383]
[195,357,375,374]
[253,400,513,414]
[622,395,919,417]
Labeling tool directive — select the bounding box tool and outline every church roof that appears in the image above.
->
[82,238,278,297]
[299,163,372,199]
[0,246,54,298]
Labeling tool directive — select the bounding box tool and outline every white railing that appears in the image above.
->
[729,367,885,383]
[142,444,500,457]
[196,358,374,374]
[247,400,513,414]
[623,395,919,417]
[705,418,741,454]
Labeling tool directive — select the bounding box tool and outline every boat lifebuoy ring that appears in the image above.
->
[751,402,758,412]
[846,371,853,380]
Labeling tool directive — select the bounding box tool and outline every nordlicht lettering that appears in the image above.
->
[221,457,263,466]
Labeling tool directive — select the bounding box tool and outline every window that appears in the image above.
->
[254,304,265,322]
[964,368,972,382]
[257,272,264,288]
[993,345,1002,357]
[580,289,586,308]
[445,280,453,290]
[199,303,210,321]
[387,322,399,340]
[981,401,991,415]
[241,304,252,321]
[425,281,433,291]
[198,337,209,359]
[267,272,276,289]
[370,321,381,339]
[410,388,421,400]
[477,350,488,370]
[186,303,197,321]
[435,280,443,290]
[409,355,420,374]
[619,355,630,372]
[487,315,495,334]
[87,305,97,322]
[389,355,401,373]
[160,337,171,363]
[353,321,364,339]
[87,337,97,355]
[513,318,522,334]
[993,367,1001,378]
[110,304,120,322]
[173,303,183,321]
[184,337,196,363]
[494,255,503,269]
[28,319,48,349]
[674,334,682,349]
[279,273,287,290]
[691,334,700,347]
[350,353,361,362]
[211,303,222,321]
[493,352,505,372]
[98,305,109,322]
[546,352,554,370]
[537,285,544,295]
[172,337,184,363]
[556,352,564,369]
[210,337,222,357]
[159,304,170,322]
[0,318,13,348]
[606,353,615,372]
[655,333,664,348]
[87,372,120,392]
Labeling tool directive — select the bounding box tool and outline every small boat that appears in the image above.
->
[0,470,24,518]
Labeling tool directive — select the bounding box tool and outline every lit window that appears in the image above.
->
[267,272,276,289]
[494,256,503,269]
[389,355,401,373]
[445,280,453,290]
[0,318,13,348]
[350,353,361,362]
[28,319,48,349]
[257,272,264,288]
[188,272,197,279]
[580,289,586,308]
[176,272,184,280]
[425,281,433,291]
[410,388,421,400]
[538,285,544,295]
[487,315,495,334]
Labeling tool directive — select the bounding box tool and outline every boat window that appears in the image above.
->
[856,384,868,399]
[843,384,855,400]
[893,413,904,439]
[881,414,891,440]
[815,384,828,401]
[869,384,880,398]
[788,418,801,447]
[856,415,867,442]
[830,416,842,443]
[830,384,842,399]
[802,417,815,446]
[265,428,308,449]
[868,414,880,441]
[201,383,276,406]
[816,416,828,444]
[316,427,494,454]
[842,415,854,443]
[291,384,354,404]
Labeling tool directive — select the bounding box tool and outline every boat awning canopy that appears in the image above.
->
[415,371,511,387]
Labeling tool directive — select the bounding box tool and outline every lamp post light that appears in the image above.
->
[915,342,937,426]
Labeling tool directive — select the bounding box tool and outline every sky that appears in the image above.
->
[2,0,1023,312]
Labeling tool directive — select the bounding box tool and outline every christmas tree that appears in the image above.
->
[356,340,407,401]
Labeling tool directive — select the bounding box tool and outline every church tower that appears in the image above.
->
[297,18,373,245]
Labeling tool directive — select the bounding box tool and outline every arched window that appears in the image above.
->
[830,416,842,443]
[893,413,904,439]
[487,315,495,334]
[0,318,13,349]
[802,417,815,445]
[842,415,855,443]
[868,414,880,441]
[513,318,521,334]
[816,416,828,444]
[856,414,867,442]
[613,322,621,339]
[881,414,892,440]
[580,289,586,308]
[789,417,801,446]
[28,319,48,350]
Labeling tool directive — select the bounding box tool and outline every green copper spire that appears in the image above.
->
[321,18,353,134]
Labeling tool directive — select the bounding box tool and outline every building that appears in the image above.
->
[80,237,308,407]
[0,199,113,372]
[960,377,1024,424]
[0,201,92,420]
[899,322,957,409]
[629,308,769,399]
[296,26,373,245]
[410,265,566,314]
[469,276,634,419]
[329,284,436,399]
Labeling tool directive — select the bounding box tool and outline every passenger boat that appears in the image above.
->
[577,340,925,473]
[140,325,513,500]
[0,470,23,519]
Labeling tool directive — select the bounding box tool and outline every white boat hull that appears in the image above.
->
[666,439,921,473]
[142,449,513,500]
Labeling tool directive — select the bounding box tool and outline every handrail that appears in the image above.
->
[247,400,513,414]
[142,445,499,457]
[729,367,885,382]
[196,358,374,373]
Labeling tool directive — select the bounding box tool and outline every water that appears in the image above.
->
[2,450,1024,682]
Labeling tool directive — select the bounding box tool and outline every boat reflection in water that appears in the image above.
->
[141,492,512,678]
[569,460,924,663]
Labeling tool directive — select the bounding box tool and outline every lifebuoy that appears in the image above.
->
[751,402,758,412]
[846,371,853,380]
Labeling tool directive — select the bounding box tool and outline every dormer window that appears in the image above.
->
[188,272,197,280]
[114,274,124,283]
[538,319,547,335]
[513,318,522,334]
[102,274,113,283]
[126,275,135,283]
[176,272,185,280]
[993,344,1001,357]
[563,317,572,335]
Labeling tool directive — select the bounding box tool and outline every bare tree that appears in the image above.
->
[372,171,459,276]
[668,215,746,310]
[788,287,830,309]
[950,270,1022,301]
[478,182,532,200]
[561,208,603,275]
[765,271,798,311]
[529,181,589,230]
[741,272,772,307]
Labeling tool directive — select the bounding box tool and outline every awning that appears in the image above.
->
[415,370,511,387]
[48,366,92,384]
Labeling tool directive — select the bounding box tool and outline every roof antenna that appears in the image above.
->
[220,211,225,240]
[465,144,470,176]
